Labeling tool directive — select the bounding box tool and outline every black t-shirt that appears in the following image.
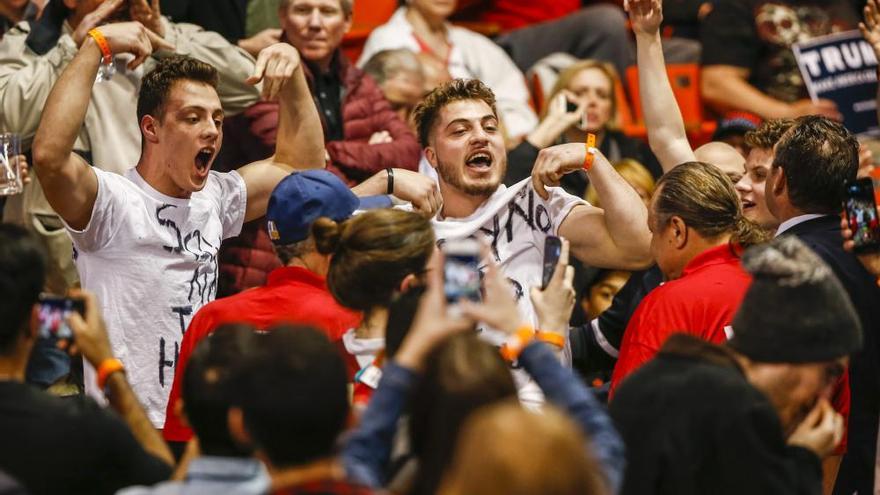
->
[701,0,859,102]
[0,382,170,495]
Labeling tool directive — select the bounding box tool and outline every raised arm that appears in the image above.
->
[236,43,326,222]
[0,0,133,144]
[461,255,625,492]
[628,0,695,171]
[532,143,652,269]
[31,22,171,231]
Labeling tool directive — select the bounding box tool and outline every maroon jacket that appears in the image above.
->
[244,50,421,185]
[214,50,419,295]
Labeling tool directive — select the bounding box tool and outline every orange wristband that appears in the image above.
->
[87,28,112,64]
[96,358,125,390]
[535,330,566,349]
[583,133,596,171]
[500,325,535,362]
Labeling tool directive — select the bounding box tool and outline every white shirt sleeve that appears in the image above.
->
[213,170,247,240]
[544,185,589,236]
[63,168,127,253]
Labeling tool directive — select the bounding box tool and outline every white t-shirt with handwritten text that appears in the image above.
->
[66,167,246,427]
[432,179,586,405]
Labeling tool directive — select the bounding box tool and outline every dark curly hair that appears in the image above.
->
[412,78,498,147]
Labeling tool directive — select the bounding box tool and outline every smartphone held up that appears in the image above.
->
[844,178,880,253]
[37,295,85,342]
[542,236,562,290]
[443,238,482,305]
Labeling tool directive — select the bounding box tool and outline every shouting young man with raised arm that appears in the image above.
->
[412,79,651,403]
[31,20,324,428]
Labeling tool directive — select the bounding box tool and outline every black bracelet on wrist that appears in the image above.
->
[386,168,394,195]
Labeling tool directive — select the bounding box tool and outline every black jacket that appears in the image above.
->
[610,334,823,495]
[782,215,880,495]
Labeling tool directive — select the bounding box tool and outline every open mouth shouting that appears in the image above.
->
[194,147,215,177]
[465,149,493,173]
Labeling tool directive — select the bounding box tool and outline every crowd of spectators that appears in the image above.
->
[1,0,880,494]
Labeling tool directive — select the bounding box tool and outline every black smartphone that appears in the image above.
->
[566,98,578,113]
[443,238,482,303]
[844,178,880,253]
[542,236,562,290]
[37,295,85,341]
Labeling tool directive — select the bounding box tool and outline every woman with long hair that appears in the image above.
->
[505,60,661,196]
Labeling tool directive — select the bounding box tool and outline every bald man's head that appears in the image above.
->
[694,142,746,183]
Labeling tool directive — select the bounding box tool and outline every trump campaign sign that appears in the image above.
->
[793,30,880,136]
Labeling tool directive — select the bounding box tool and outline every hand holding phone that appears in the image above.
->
[531,237,575,335]
[443,238,482,304]
[37,294,85,342]
[843,178,880,253]
[542,236,562,289]
[59,290,116,368]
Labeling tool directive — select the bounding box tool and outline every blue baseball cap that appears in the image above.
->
[266,170,361,245]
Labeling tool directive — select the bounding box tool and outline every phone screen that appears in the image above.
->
[845,178,880,253]
[542,236,562,289]
[37,296,85,341]
[444,240,482,303]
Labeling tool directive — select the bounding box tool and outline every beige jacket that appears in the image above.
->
[0,17,261,173]
[0,18,261,294]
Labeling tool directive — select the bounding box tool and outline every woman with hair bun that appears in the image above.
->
[313,208,436,408]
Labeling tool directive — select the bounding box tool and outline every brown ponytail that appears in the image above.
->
[327,209,435,312]
[732,216,771,248]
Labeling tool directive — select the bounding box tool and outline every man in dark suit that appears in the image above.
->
[766,115,880,495]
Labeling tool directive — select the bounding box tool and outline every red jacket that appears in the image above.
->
[609,244,851,453]
[611,245,752,391]
[162,266,361,442]
[245,50,421,186]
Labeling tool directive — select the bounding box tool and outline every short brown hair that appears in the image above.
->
[655,161,768,247]
[744,118,795,150]
[412,79,498,147]
[313,209,435,311]
[137,55,218,122]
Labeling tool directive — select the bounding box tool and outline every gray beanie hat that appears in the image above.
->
[728,236,862,363]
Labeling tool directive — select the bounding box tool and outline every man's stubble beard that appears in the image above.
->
[434,153,507,198]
